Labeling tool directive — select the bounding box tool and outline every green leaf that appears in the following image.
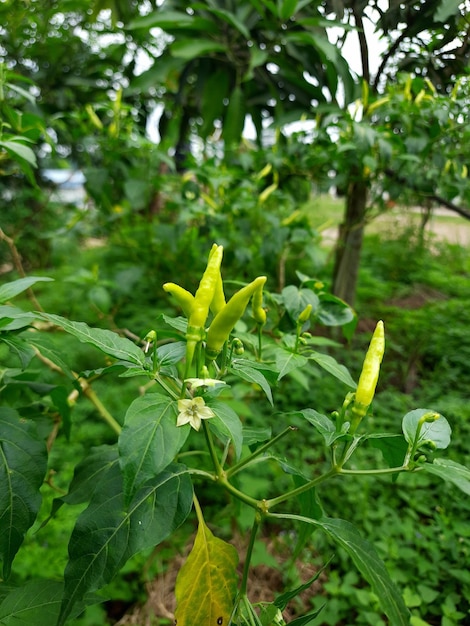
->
[157,341,186,371]
[421,459,470,496]
[272,514,410,626]
[209,401,243,460]
[0,336,35,369]
[58,462,192,625]
[402,409,451,450]
[39,313,146,367]
[174,517,238,626]
[435,0,461,23]
[0,277,53,303]
[308,352,356,389]
[275,348,308,381]
[127,10,216,32]
[47,446,118,526]
[317,293,354,327]
[368,434,408,468]
[0,409,48,579]
[230,361,273,405]
[223,86,245,147]
[170,39,226,60]
[0,580,98,625]
[297,408,347,446]
[0,306,37,330]
[279,0,298,20]
[0,140,37,167]
[288,607,326,625]
[119,394,189,502]
[281,285,319,320]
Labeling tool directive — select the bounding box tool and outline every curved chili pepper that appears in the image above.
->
[185,244,224,366]
[206,276,267,360]
[351,320,385,432]
[251,279,267,325]
[163,282,195,319]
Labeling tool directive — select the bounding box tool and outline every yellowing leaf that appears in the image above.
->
[175,518,239,626]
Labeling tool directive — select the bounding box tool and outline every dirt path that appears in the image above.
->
[322,207,470,246]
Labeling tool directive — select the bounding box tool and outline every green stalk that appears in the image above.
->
[265,467,338,510]
[83,385,122,435]
[240,513,261,596]
[202,418,223,476]
[226,426,297,478]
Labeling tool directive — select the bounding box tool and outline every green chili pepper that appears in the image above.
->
[351,320,385,432]
[297,304,312,325]
[189,244,224,329]
[163,282,195,319]
[206,276,267,360]
[185,244,224,367]
[210,269,226,317]
[251,279,267,325]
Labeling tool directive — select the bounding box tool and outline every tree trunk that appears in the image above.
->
[332,180,368,306]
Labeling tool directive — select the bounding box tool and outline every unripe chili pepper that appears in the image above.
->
[206,276,267,359]
[351,320,385,432]
[188,244,224,330]
[297,304,312,325]
[185,244,224,366]
[210,270,226,317]
[251,280,267,325]
[163,283,195,319]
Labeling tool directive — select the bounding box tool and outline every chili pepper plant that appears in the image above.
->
[1,245,469,626]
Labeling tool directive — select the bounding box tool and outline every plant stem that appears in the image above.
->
[82,384,122,435]
[226,425,297,478]
[240,513,261,596]
[264,467,339,510]
[202,419,223,475]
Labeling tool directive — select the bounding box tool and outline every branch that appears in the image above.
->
[384,168,470,221]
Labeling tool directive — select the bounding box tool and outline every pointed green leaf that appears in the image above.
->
[0,277,53,303]
[208,401,243,460]
[308,352,356,389]
[223,86,245,147]
[421,459,470,496]
[0,306,36,330]
[0,409,48,579]
[435,0,461,23]
[119,394,189,502]
[127,10,216,32]
[175,518,238,626]
[275,347,308,381]
[171,39,226,60]
[0,140,37,167]
[368,434,408,468]
[271,513,410,626]
[296,408,344,446]
[58,462,192,625]
[0,336,35,369]
[39,313,146,367]
[230,362,273,405]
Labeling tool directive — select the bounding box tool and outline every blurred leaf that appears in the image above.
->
[317,293,355,326]
[119,394,189,503]
[0,408,47,579]
[174,516,238,626]
[127,10,216,32]
[0,277,53,303]
[223,86,245,147]
[171,39,226,60]
[434,0,461,23]
[0,336,35,369]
